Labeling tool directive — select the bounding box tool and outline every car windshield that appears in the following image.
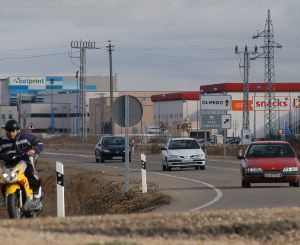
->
[246,143,295,158]
[102,137,125,145]
[168,140,200,150]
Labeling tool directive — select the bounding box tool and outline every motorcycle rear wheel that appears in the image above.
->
[7,193,22,219]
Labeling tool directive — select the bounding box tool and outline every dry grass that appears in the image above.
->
[0,160,170,218]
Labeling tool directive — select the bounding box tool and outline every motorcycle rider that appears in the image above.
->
[0,119,43,209]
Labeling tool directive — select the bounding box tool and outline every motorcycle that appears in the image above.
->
[0,152,43,219]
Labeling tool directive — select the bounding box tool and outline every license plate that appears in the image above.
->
[264,173,282,178]
[112,156,122,160]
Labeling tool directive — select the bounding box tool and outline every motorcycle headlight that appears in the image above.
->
[2,170,19,183]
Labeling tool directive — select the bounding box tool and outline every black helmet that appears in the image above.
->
[5,120,21,131]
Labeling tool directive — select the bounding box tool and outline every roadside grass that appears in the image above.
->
[0,160,171,218]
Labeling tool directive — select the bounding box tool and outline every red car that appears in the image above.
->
[239,141,300,188]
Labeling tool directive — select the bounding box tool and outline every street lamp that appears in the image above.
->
[75,71,79,135]
[62,106,67,134]
[140,97,147,134]
[158,94,165,128]
[253,85,261,140]
[50,79,55,134]
[182,100,188,120]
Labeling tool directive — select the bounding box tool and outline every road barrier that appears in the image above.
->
[141,154,147,193]
[56,161,65,217]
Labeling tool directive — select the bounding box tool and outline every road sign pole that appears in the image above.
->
[124,95,130,195]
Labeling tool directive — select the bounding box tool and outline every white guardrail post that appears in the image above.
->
[56,161,65,217]
[141,153,147,193]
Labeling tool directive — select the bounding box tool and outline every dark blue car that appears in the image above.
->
[95,136,131,163]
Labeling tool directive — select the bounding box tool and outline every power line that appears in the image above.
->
[0,52,69,61]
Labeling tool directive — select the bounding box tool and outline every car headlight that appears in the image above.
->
[102,148,111,153]
[283,167,298,172]
[194,154,205,158]
[169,155,180,159]
[246,167,263,173]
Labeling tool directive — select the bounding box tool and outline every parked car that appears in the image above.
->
[238,141,300,188]
[161,138,205,171]
[225,137,240,144]
[95,136,131,163]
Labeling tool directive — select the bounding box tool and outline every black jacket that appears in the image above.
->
[0,132,43,161]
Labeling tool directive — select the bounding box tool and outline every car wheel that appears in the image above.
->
[166,163,171,171]
[100,155,105,163]
[162,164,166,171]
[95,151,100,162]
[200,166,206,170]
[242,179,251,188]
[291,179,300,187]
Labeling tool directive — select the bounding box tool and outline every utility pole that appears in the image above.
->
[235,45,257,144]
[106,40,114,135]
[252,9,282,139]
[71,40,98,142]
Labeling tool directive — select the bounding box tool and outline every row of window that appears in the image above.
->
[2,114,13,119]
[154,113,183,119]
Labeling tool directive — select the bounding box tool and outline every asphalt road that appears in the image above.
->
[41,148,300,212]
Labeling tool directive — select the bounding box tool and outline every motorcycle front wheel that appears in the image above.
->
[7,192,22,219]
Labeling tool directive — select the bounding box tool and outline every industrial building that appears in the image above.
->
[151,83,300,140]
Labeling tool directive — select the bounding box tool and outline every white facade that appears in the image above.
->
[153,88,300,139]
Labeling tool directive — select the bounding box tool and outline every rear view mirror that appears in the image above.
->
[161,146,167,151]
[237,155,244,160]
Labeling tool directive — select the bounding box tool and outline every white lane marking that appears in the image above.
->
[208,159,240,164]
[151,171,223,211]
[142,158,239,171]
[96,164,223,211]
[43,151,91,158]
[43,151,223,210]
[208,166,239,171]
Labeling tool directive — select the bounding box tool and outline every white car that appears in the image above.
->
[161,138,206,171]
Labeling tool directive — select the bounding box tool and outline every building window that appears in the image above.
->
[2,114,5,119]
[169,114,173,118]
[8,114,13,119]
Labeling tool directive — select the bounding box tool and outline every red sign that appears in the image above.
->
[232,97,291,111]
[232,100,253,111]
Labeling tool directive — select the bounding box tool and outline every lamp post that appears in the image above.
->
[158,94,165,128]
[253,85,261,140]
[140,97,147,134]
[50,79,55,134]
[75,71,79,135]
[94,100,100,134]
[62,106,67,134]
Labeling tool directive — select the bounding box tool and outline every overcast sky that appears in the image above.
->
[0,0,299,91]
